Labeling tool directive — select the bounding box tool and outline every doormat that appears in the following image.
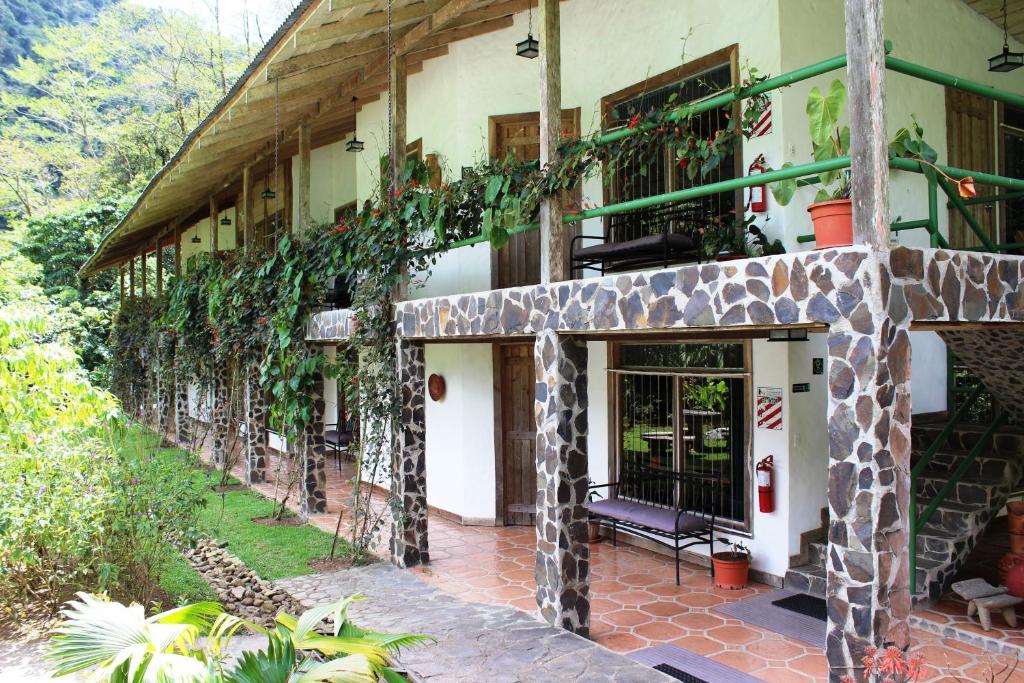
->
[713,589,825,648]
[771,592,828,621]
[630,644,762,683]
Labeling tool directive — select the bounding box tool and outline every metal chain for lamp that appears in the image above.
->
[386,0,394,209]
[1004,0,1010,49]
[274,76,280,235]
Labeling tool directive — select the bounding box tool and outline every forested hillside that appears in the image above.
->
[0,0,115,72]
[0,2,248,382]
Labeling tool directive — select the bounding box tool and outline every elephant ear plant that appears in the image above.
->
[48,593,429,682]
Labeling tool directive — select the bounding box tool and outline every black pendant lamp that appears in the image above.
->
[346,97,365,152]
[990,0,1023,72]
[220,212,232,226]
[516,1,539,58]
[191,233,201,244]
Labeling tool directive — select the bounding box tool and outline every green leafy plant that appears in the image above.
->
[770,79,851,206]
[48,593,429,682]
[715,537,751,560]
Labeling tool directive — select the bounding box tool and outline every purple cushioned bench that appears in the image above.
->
[588,463,717,585]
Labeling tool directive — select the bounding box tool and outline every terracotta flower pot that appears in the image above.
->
[1007,555,1024,597]
[1011,533,1024,556]
[1007,501,1024,534]
[711,552,750,590]
[807,198,853,249]
[998,552,1023,583]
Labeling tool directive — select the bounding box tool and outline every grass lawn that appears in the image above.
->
[121,428,350,597]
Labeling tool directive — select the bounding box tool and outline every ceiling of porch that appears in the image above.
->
[964,0,1024,43]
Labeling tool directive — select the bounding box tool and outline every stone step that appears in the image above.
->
[912,448,1022,484]
[911,425,1024,461]
[916,497,987,535]
[917,470,1008,507]
[783,562,826,599]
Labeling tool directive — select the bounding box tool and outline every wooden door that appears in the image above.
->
[946,88,997,247]
[499,344,537,526]
[490,110,580,288]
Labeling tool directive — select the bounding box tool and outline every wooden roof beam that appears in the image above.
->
[297,0,447,47]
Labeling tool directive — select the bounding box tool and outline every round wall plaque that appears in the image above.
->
[427,373,446,401]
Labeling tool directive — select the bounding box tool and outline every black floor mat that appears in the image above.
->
[771,593,827,621]
[654,663,711,683]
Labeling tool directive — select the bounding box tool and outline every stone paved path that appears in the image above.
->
[278,563,674,683]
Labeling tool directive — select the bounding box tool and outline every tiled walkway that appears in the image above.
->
[206,445,1024,683]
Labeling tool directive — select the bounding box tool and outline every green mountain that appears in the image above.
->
[0,0,114,70]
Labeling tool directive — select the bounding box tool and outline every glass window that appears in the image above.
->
[613,342,749,526]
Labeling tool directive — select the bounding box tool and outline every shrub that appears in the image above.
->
[0,308,206,614]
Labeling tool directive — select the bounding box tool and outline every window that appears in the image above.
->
[601,47,741,244]
[611,342,750,528]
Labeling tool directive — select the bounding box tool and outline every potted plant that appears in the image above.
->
[712,538,751,589]
[769,79,853,248]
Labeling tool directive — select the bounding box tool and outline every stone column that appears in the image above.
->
[533,329,590,635]
[299,364,327,515]
[211,363,230,468]
[825,258,913,680]
[174,340,192,445]
[155,335,172,437]
[391,339,428,568]
[244,367,267,484]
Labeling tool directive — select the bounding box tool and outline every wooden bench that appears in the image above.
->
[952,578,1023,631]
[587,462,718,585]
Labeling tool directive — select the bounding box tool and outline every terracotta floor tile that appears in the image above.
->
[668,635,724,657]
[603,609,652,628]
[789,653,828,677]
[709,650,767,674]
[593,631,646,654]
[633,620,687,641]
[706,624,762,646]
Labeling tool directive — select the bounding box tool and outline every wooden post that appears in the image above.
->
[141,251,147,298]
[174,223,182,277]
[845,0,889,249]
[390,51,408,299]
[128,254,136,298]
[389,52,407,192]
[155,237,163,296]
[209,195,219,253]
[119,265,125,305]
[241,165,253,254]
[538,0,565,282]
[298,122,312,231]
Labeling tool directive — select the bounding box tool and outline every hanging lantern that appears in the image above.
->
[220,213,232,226]
[191,234,201,244]
[516,1,539,58]
[990,0,1023,72]
[347,96,365,152]
[261,187,276,200]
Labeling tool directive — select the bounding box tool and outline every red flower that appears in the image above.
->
[258,316,267,325]
[334,224,348,233]
[678,157,689,169]
[628,114,640,129]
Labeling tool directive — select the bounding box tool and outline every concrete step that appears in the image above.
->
[917,469,1009,507]
[783,562,826,599]
[912,425,1024,461]
[912,448,1022,485]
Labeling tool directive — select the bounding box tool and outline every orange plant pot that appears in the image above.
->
[807,198,853,249]
[1008,501,1024,534]
[711,552,750,590]
[1011,533,1024,556]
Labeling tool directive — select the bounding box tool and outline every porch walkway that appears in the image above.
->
[209,445,1024,683]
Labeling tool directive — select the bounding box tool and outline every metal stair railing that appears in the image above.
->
[909,383,1008,594]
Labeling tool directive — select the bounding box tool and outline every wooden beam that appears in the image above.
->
[140,251,147,297]
[267,31,392,80]
[119,265,125,305]
[298,122,312,230]
[209,195,219,252]
[845,0,889,249]
[174,223,182,276]
[538,0,565,282]
[392,0,475,55]
[155,236,163,296]
[390,51,408,193]
[415,15,514,51]
[242,165,253,253]
[297,0,446,47]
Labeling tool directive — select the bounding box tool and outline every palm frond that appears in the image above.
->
[204,612,267,658]
[291,654,376,683]
[48,594,151,676]
[223,632,296,683]
[151,601,224,629]
[294,634,389,666]
[375,664,413,683]
[358,632,433,654]
[292,596,360,643]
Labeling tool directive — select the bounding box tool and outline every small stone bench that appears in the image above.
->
[952,578,1023,631]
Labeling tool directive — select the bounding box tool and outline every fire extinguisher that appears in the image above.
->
[756,455,775,513]
[748,154,768,213]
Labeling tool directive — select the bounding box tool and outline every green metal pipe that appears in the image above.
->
[889,156,1024,193]
[885,55,1024,110]
[594,53,850,146]
[937,176,999,252]
[927,175,939,248]
[949,191,1024,208]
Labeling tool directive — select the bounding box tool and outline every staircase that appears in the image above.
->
[785,421,1024,607]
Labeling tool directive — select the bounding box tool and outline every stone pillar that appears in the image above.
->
[155,335,172,436]
[825,259,913,680]
[533,329,589,635]
[299,364,327,515]
[211,363,230,468]
[391,339,428,568]
[174,340,192,445]
[244,367,267,484]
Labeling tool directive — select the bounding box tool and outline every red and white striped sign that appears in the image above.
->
[750,99,773,138]
[756,386,783,430]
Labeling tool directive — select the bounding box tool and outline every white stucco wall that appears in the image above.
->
[423,343,497,523]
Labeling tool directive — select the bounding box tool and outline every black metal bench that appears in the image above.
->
[587,461,718,585]
[324,415,357,469]
[570,203,704,275]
